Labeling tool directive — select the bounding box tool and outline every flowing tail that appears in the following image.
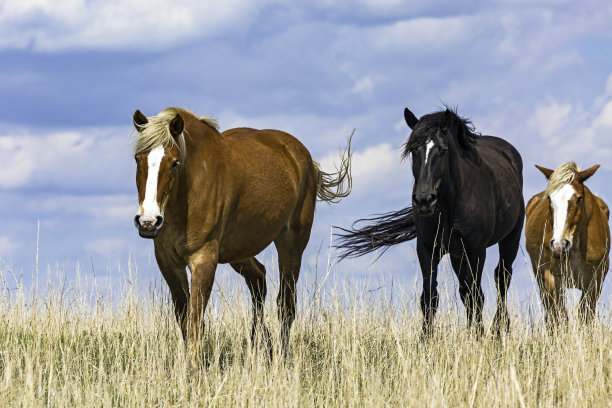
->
[334,206,417,260]
[314,130,353,203]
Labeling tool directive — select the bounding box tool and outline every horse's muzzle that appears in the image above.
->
[413,194,437,216]
[550,238,571,256]
[134,215,163,239]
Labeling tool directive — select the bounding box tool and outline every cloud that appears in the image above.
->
[0,0,279,51]
[526,100,573,141]
[320,142,406,197]
[523,93,612,166]
[0,236,20,257]
[0,125,133,193]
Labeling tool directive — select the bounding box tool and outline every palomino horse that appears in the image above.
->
[132,107,352,353]
[526,162,609,324]
[337,107,524,335]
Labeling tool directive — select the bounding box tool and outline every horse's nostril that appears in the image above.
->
[134,215,141,228]
[155,215,164,227]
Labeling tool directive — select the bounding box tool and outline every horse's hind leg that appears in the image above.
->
[274,195,315,356]
[274,222,312,356]
[492,213,524,335]
[230,258,272,357]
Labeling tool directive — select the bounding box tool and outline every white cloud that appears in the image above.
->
[320,142,405,197]
[0,0,279,51]
[0,137,36,188]
[355,0,404,9]
[0,125,132,191]
[523,91,612,166]
[0,236,20,256]
[351,75,375,95]
[594,101,612,128]
[527,100,573,140]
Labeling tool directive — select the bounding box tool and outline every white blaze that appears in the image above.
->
[549,184,575,244]
[425,140,435,163]
[139,146,165,220]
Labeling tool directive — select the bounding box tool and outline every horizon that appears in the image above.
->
[1,0,611,314]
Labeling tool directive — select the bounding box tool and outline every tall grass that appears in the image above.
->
[0,256,610,407]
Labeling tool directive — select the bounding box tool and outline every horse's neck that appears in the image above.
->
[572,185,597,253]
[441,142,464,205]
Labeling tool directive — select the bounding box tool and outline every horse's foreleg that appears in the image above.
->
[154,246,190,335]
[454,248,486,335]
[537,268,566,327]
[417,240,442,336]
[185,244,219,351]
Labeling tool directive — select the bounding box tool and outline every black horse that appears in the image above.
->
[337,107,524,335]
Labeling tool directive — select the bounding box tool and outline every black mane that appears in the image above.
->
[402,107,480,160]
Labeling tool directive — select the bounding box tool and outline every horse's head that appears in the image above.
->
[132,109,185,239]
[403,108,455,216]
[536,162,600,256]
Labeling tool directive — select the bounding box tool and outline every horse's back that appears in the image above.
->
[468,135,524,245]
[222,128,313,167]
[477,135,523,183]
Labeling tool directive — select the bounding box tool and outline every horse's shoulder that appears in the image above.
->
[525,191,548,228]
[525,192,546,217]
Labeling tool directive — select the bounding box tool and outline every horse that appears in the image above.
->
[336,107,524,335]
[525,162,609,324]
[132,107,352,354]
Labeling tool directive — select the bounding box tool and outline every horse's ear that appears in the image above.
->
[404,108,418,129]
[133,110,148,130]
[577,164,600,183]
[440,109,453,130]
[169,114,184,137]
[535,165,554,179]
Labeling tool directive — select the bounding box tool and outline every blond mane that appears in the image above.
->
[546,161,580,196]
[133,107,219,163]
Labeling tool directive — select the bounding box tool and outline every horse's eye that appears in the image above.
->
[576,196,583,204]
[439,147,448,156]
[171,160,180,169]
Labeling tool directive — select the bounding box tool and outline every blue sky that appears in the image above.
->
[1,1,612,315]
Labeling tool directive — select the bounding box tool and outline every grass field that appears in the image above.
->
[0,259,610,408]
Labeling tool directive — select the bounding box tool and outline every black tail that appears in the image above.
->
[334,206,417,260]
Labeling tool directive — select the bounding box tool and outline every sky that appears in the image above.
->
[1,0,612,318]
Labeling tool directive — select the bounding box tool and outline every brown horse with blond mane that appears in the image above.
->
[525,162,609,324]
[132,107,352,354]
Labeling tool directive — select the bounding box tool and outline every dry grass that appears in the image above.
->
[0,258,610,408]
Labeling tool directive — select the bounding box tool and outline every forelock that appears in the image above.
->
[132,108,218,164]
[546,161,580,196]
